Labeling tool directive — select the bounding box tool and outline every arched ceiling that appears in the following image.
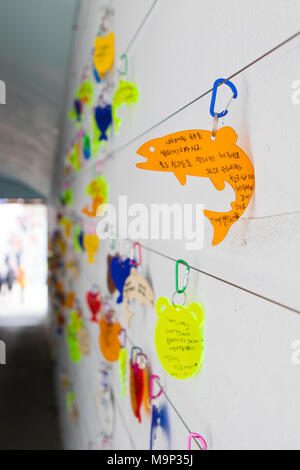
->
[0,0,79,198]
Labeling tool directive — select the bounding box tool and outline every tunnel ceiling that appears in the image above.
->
[0,0,79,197]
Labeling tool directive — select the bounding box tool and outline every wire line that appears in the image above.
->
[153,378,203,450]
[66,29,300,181]
[76,252,203,449]
[130,241,300,315]
[124,0,158,55]
[125,334,203,450]
[111,30,300,155]
[63,206,300,315]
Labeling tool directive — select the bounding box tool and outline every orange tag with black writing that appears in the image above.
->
[136,127,254,245]
[99,316,121,362]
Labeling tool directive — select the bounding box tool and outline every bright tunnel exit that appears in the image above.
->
[0,200,47,323]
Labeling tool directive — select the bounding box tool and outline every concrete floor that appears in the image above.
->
[0,322,62,449]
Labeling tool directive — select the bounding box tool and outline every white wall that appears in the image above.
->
[52,0,300,450]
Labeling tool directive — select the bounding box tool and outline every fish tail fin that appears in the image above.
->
[99,132,108,142]
[204,209,236,246]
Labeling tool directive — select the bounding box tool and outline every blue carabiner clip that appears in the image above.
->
[210,78,238,118]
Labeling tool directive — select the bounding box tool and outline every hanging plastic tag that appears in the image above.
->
[112,79,139,134]
[66,311,83,363]
[66,391,76,411]
[118,346,127,398]
[123,267,154,327]
[94,103,113,142]
[129,346,142,418]
[133,352,147,423]
[137,126,254,245]
[53,308,65,334]
[68,80,94,125]
[77,79,94,107]
[150,402,171,450]
[136,80,254,246]
[98,312,121,362]
[68,141,82,173]
[77,328,90,356]
[82,175,108,218]
[107,254,117,294]
[110,256,132,303]
[60,373,70,390]
[60,188,73,207]
[143,367,150,414]
[64,291,75,309]
[83,233,99,263]
[59,217,73,239]
[86,286,102,322]
[83,133,91,160]
[154,296,205,380]
[73,224,84,253]
[93,32,115,80]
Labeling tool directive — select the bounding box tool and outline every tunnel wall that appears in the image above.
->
[0,176,44,199]
[50,0,300,450]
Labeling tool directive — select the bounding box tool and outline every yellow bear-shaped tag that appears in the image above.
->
[154,296,205,380]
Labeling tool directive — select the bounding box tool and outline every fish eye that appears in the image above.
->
[149,146,155,152]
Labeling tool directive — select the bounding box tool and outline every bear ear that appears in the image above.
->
[155,296,171,317]
[187,303,205,327]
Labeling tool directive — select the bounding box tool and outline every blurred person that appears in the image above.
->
[4,254,16,293]
[10,234,23,267]
[17,265,26,303]
[0,258,7,297]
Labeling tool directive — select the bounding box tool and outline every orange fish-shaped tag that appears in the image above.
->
[136,127,255,245]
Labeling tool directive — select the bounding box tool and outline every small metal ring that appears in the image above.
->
[118,328,127,348]
[172,291,187,306]
[135,352,148,370]
[212,113,219,139]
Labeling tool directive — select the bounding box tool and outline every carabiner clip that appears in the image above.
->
[130,346,142,365]
[118,54,128,76]
[91,283,100,294]
[130,242,142,267]
[134,352,148,375]
[100,370,109,389]
[175,259,190,294]
[150,375,163,400]
[187,433,207,451]
[118,328,127,348]
[93,160,104,177]
[210,78,238,118]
